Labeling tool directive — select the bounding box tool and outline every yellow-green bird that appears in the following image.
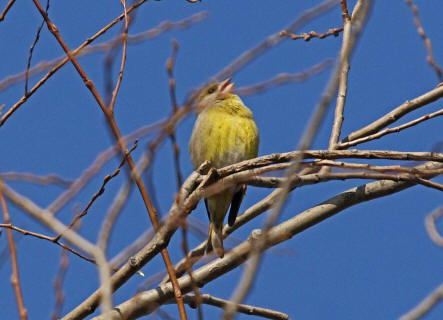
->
[189,78,259,258]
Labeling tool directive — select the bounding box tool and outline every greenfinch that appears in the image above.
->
[188,78,259,258]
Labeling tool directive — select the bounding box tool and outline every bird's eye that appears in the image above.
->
[207,86,216,94]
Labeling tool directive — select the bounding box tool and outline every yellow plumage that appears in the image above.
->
[189,79,259,258]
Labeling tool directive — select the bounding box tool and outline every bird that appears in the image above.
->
[188,78,259,258]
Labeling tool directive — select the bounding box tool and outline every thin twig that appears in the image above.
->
[413,177,443,191]
[180,224,203,320]
[51,214,82,320]
[167,40,179,113]
[97,179,133,253]
[0,223,95,264]
[50,247,69,320]
[399,207,443,320]
[107,0,129,113]
[342,84,443,142]
[181,294,289,320]
[404,0,442,82]
[214,0,339,81]
[280,27,343,41]
[339,0,350,19]
[0,230,22,269]
[24,0,49,95]
[54,140,137,242]
[399,281,443,320]
[328,0,351,150]
[305,160,443,174]
[338,108,443,149]
[0,0,16,21]
[166,39,184,189]
[424,206,443,247]
[1,172,72,188]
[0,178,27,320]
[235,59,334,96]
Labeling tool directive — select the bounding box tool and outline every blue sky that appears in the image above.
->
[1,0,443,319]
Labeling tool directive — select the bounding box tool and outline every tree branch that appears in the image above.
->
[91,161,443,319]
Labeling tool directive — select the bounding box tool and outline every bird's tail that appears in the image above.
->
[206,222,224,258]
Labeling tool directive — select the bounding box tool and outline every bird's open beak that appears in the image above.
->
[219,78,235,94]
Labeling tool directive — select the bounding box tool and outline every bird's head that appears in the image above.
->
[195,78,235,113]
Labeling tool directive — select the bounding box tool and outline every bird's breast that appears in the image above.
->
[189,109,258,169]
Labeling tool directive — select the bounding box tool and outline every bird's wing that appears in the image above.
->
[228,184,246,226]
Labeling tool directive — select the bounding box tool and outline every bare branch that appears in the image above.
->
[24,0,49,95]
[0,178,27,319]
[425,206,443,247]
[54,140,137,242]
[181,294,289,320]
[338,108,443,149]
[0,223,94,263]
[216,150,443,178]
[0,0,16,21]
[327,0,352,150]
[235,59,334,96]
[166,39,184,189]
[399,280,443,320]
[0,172,72,188]
[404,0,442,82]
[280,27,343,41]
[414,178,443,191]
[343,84,443,142]
[214,0,339,81]
[51,247,69,320]
[106,0,129,113]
